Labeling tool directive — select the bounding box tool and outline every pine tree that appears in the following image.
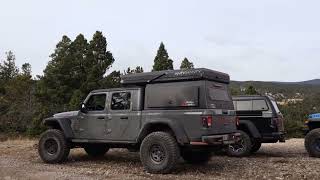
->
[124,66,144,74]
[152,42,173,71]
[70,34,88,88]
[38,32,115,112]
[83,31,115,92]
[68,34,89,108]
[0,55,35,133]
[180,57,194,69]
[0,51,19,82]
[100,71,121,88]
[21,63,32,77]
[39,35,73,111]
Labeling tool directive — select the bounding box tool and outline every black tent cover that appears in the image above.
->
[120,68,230,86]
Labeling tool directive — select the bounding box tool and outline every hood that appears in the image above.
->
[53,111,79,118]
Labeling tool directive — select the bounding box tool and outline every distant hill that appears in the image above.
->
[232,79,320,86]
[264,79,320,85]
[297,79,320,85]
[230,79,320,99]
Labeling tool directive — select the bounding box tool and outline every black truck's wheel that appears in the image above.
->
[181,150,211,164]
[38,129,70,163]
[140,132,180,174]
[84,144,109,157]
[251,140,262,153]
[305,128,320,157]
[227,130,252,157]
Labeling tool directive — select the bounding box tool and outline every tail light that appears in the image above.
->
[235,116,240,126]
[272,116,283,130]
[202,115,213,128]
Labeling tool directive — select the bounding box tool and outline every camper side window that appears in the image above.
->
[236,100,252,111]
[252,100,268,111]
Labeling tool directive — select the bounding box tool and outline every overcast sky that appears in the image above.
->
[0,0,319,81]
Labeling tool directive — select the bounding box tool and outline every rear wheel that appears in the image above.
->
[38,129,70,163]
[305,128,320,157]
[84,144,109,157]
[227,130,252,157]
[251,140,262,153]
[140,132,180,174]
[181,150,211,164]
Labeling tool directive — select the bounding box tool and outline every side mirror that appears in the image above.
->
[80,103,87,113]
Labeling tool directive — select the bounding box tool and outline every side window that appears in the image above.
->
[111,92,131,110]
[236,100,252,111]
[252,100,268,111]
[86,94,106,111]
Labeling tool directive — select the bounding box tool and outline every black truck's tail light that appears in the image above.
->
[272,117,282,129]
[235,116,240,126]
[202,115,213,128]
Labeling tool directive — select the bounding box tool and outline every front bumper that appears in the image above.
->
[190,133,241,145]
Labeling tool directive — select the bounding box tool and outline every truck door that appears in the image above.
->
[78,93,108,140]
[106,90,141,141]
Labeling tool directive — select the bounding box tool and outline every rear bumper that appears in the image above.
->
[190,133,241,146]
[259,132,286,143]
[272,132,286,142]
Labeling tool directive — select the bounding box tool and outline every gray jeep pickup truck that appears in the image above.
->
[38,68,239,174]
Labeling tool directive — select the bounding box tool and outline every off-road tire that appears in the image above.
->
[181,150,211,164]
[227,130,252,157]
[251,140,262,153]
[38,129,70,163]
[305,128,320,157]
[84,144,109,157]
[140,131,180,174]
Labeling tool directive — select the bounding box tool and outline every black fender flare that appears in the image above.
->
[43,117,74,139]
[239,120,261,138]
[137,119,189,145]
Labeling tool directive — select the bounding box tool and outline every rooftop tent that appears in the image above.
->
[120,68,230,86]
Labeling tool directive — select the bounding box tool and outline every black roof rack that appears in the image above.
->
[120,68,230,86]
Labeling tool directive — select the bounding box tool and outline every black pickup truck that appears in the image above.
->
[226,95,285,157]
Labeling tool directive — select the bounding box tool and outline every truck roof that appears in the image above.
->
[120,68,230,86]
[90,87,142,93]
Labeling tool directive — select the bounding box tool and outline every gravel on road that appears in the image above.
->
[0,138,319,180]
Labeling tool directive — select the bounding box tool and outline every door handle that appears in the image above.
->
[97,116,105,120]
[120,116,128,120]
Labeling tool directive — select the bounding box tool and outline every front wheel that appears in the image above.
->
[140,132,180,174]
[226,130,252,157]
[305,128,320,157]
[38,129,70,163]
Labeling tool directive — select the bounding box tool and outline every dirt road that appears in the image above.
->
[0,138,319,180]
